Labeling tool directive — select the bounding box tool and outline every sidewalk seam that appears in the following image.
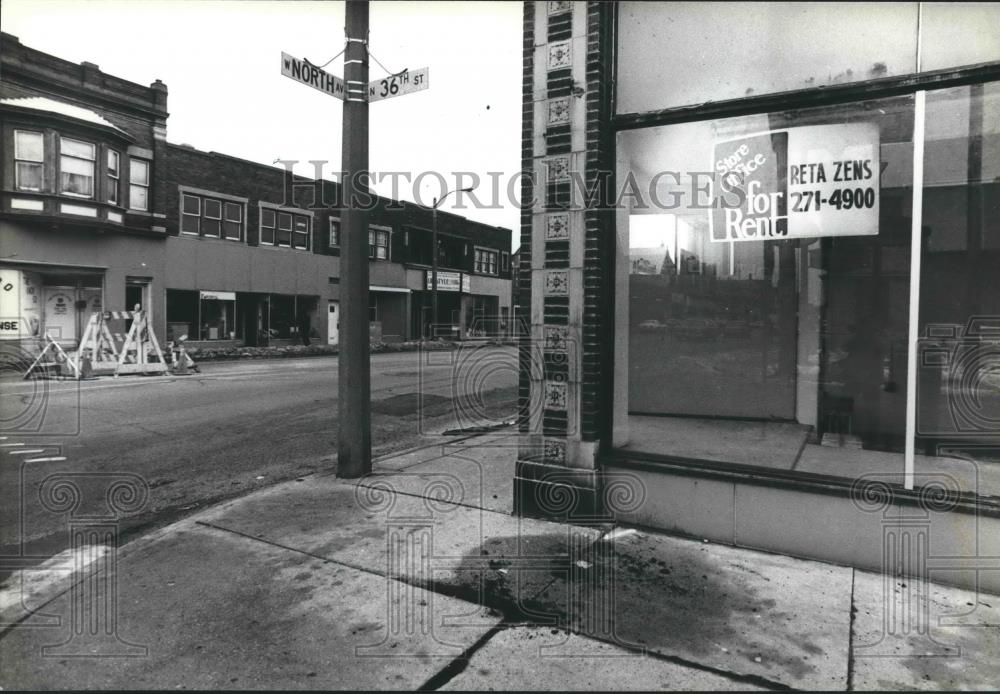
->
[416,622,508,691]
[847,568,857,691]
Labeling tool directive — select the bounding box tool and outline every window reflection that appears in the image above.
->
[619,94,916,478]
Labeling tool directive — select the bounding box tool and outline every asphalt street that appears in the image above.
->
[0,346,518,566]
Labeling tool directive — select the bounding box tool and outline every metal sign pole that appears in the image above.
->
[337,0,372,478]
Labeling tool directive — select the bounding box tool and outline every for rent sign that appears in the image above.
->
[710,123,880,242]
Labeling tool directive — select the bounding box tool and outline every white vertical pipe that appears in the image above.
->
[904,89,926,491]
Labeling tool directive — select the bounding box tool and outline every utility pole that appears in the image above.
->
[430,186,475,341]
[337,0,371,478]
[431,198,439,339]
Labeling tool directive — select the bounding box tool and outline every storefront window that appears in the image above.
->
[616,1,919,114]
[269,294,296,339]
[618,93,916,478]
[914,81,1000,494]
[199,291,236,340]
[166,289,198,343]
[616,2,1000,116]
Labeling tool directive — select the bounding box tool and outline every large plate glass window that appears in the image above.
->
[59,137,95,198]
[14,130,44,192]
[913,81,1000,496]
[617,93,916,478]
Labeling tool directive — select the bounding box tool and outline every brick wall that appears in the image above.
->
[162,144,513,274]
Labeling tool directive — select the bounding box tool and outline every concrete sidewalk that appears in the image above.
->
[1,432,998,690]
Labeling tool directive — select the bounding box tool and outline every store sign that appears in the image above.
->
[425,271,463,292]
[462,274,471,293]
[710,123,880,242]
[200,290,236,301]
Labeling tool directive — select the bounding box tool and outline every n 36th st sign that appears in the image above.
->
[281,52,428,103]
[367,68,429,102]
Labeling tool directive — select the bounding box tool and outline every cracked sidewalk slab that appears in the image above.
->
[195,472,601,620]
[850,569,1000,690]
[530,530,853,690]
[0,522,500,690]
[439,625,772,691]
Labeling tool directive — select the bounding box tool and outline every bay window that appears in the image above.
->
[107,149,120,205]
[59,137,95,198]
[14,130,43,192]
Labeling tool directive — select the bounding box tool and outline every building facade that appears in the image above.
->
[516,1,1000,592]
[1,33,512,353]
[1,33,168,351]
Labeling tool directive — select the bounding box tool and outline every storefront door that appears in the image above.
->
[327,301,339,345]
[42,287,77,344]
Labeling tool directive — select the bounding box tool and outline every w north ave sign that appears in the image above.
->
[281,52,345,100]
[281,52,429,103]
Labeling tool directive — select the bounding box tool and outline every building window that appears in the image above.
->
[369,226,390,260]
[293,214,310,250]
[107,150,120,205]
[14,130,44,192]
[182,191,244,240]
[261,208,276,244]
[181,194,200,234]
[329,217,340,247]
[223,202,242,240]
[203,198,222,238]
[260,205,310,249]
[129,158,150,211]
[475,248,498,274]
[277,212,292,246]
[59,137,95,198]
[501,251,510,272]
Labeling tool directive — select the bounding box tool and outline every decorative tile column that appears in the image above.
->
[515,1,615,521]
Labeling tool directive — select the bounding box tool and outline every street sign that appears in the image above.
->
[281,52,345,100]
[367,68,429,103]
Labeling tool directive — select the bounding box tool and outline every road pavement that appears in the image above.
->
[0,346,517,566]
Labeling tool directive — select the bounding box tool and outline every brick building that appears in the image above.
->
[1,33,512,352]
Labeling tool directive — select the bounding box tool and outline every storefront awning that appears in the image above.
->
[369,285,411,294]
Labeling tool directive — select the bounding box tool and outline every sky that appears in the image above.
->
[1,0,523,247]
